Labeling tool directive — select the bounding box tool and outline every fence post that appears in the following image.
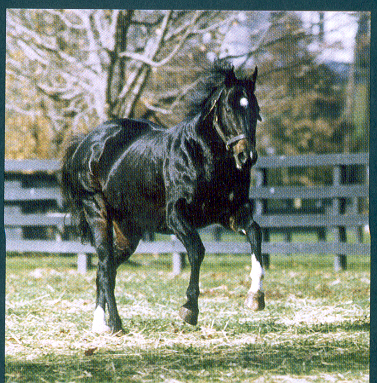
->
[77,253,92,274]
[333,165,347,271]
[4,181,23,241]
[353,163,369,242]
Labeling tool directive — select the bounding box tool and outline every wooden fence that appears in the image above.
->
[5,153,369,273]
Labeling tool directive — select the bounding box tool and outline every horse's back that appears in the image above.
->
[69,118,162,192]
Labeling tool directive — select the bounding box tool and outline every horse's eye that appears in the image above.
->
[240,97,249,107]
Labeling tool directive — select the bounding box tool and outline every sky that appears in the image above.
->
[299,11,360,63]
[217,11,361,66]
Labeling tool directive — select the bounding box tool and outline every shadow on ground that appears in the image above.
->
[6,335,369,382]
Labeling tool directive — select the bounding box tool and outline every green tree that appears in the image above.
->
[250,12,347,157]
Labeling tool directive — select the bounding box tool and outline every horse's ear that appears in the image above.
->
[252,66,258,83]
[204,87,223,118]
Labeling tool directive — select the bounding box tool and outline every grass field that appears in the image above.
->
[5,251,370,382]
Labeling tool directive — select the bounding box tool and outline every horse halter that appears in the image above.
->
[213,111,247,151]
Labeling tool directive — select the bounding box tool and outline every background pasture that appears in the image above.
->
[6,251,369,382]
[5,9,371,382]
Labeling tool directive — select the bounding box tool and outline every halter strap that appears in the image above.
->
[225,134,247,150]
[213,114,247,151]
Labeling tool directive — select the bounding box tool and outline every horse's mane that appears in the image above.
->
[186,60,240,118]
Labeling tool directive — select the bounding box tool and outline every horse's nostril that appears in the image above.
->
[235,150,249,169]
[238,151,247,164]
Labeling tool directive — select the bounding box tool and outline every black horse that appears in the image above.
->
[61,61,264,334]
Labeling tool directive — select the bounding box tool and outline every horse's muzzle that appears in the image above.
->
[233,139,258,170]
[233,151,245,169]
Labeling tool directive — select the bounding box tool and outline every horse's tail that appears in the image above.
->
[61,135,93,244]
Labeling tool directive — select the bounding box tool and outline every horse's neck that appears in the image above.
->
[195,115,228,158]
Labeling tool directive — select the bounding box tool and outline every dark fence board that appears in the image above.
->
[6,239,370,256]
[5,214,69,226]
[6,239,94,254]
[262,241,370,255]
[5,186,61,202]
[256,214,369,228]
[5,154,370,273]
[5,159,60,173]
[4,213,369,228]
[5,154,368,173]
[255,153,369,168]
[249,185,368,199]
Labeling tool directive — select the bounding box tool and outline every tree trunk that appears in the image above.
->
[107,10,134,119]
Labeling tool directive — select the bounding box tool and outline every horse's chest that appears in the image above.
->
[198,185,238,216]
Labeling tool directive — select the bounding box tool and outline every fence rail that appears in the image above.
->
[5,239,370,256]
[5,153,369,272]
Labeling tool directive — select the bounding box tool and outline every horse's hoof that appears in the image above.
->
[111,328,126,336]
[108,320,124,336]
[92,322,111,334]
[179,306,199,326]
[245,291,265,311]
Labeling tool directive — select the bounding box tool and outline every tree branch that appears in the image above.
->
[119,11,203,68]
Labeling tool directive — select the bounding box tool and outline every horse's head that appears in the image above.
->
[207,63,261,170]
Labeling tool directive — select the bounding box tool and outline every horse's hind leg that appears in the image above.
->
[81,195,123,334]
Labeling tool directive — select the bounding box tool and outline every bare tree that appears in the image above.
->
[6,9,234,157]
[8,10,366,161]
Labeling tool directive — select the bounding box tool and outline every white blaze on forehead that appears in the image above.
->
[240,97,249,107]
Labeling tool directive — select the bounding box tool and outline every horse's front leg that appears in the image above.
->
[167,199,205,326]
[228,204,265,311]
[244,220,265,311]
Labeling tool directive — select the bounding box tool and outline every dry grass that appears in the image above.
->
[5,253,370,382]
